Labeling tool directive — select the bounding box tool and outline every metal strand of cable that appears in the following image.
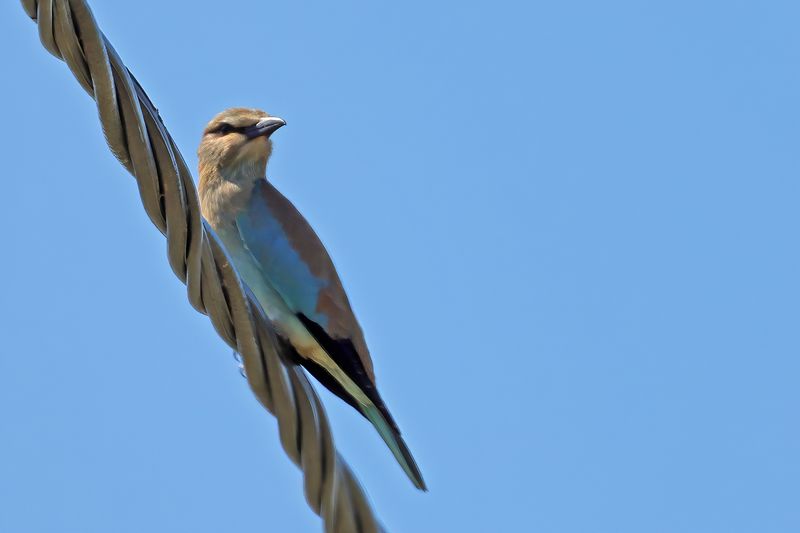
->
[20,1,382,531]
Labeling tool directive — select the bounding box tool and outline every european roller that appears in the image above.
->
[198,108,426,490]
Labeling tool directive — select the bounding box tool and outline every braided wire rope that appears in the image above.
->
[20,1,384,531]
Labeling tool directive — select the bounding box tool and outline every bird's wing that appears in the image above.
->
[235,180,427,490]
[235,179,375,383]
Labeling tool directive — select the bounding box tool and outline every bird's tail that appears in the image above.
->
[361,402,427,491]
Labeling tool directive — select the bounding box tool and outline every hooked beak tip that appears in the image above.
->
[246,117,286,139]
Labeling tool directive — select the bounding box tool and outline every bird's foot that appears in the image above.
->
[232,350,247,379]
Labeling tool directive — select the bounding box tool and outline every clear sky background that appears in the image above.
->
[1,1,799,532]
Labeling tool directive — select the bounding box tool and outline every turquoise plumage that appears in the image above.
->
[236,183,329,327]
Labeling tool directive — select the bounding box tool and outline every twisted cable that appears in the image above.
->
[20,1,382,531]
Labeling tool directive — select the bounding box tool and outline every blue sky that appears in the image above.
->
[2,1,799,532]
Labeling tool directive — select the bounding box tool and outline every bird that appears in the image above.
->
[197,107,426,491]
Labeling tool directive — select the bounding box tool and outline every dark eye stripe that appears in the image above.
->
[213,123,245,135]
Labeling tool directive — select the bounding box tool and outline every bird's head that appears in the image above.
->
[198,107,285,184]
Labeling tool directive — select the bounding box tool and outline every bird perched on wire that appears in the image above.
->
[197,107,426,491]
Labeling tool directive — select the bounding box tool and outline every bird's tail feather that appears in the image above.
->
[361,402,427,491]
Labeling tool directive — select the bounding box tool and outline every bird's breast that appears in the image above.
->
[200,178,256,232]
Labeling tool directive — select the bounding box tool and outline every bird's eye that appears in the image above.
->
[217,123,233,135]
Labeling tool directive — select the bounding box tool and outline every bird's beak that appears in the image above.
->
[245,117,286,139]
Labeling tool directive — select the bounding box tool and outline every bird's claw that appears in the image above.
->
[232,350,247,378]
